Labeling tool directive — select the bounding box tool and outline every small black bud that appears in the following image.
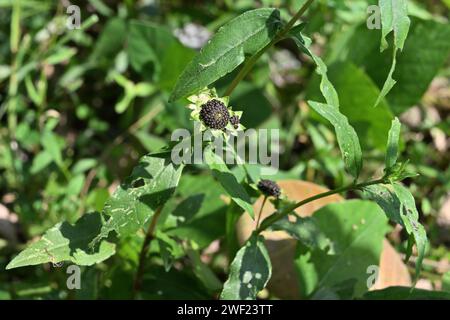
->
[257,179,281,198]
[199,99,230,130]
[230,115,240,129]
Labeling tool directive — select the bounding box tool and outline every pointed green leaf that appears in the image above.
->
[289,29,339,108]
[220,234,272,300]
[204,148,254,218]
[385,117,401,170]
[169,8,282,101]
[364,183,427,280]
[6,213,115,269]
[308,101,363,179]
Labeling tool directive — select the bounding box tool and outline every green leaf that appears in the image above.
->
[128,20,175,75]
[94,152,184,242]
[6,212,115,269]
[169,8,282,101]
[155,231,184,272]
[363,183,427,280]
[386,20,450,114]
[308,62,394,150]
[220,234,272,300]
[89,18,126,62]
[385,117,401,170]
[41,130,63,167]
[363,286,450,300]
[379,0,411,51]
[204,148,254,218]
[164,174,227,248]
[186,247,223,292]
[294,200,389,298]
[308,101,362,179]
[392,183,427,279]
[271,216,331,251]
[375,0,410,106]
[289,30,339,108]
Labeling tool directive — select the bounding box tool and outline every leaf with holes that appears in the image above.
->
[220,234,272,300]
[6,212,115,269]
[93,152,184,244]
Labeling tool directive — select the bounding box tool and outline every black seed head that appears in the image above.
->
[230,115,240,129]
[199,99,230,130]
[257,179,281,198]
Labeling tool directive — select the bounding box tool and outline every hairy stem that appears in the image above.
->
[224,0,315,96]
[132,206,163,298]
[256,178,386,233]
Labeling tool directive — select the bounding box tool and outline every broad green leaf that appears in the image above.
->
[89,18,126,62]
[271,216,331,251]
[332,21,450,114]
[140,266,211,299]
[385,117,401,170]
[41,130,63,167]
[128,20,175,75]
[204,148,254,218]
[155,231,184,272]
[164,174,227,248]
[294,200,389,298]
[6,212,115,269]
[308,101,362,179]
[94,152,183,243]
[220,234,272,300]
[169,8,282,102]
[385,20,450,113]
[186,247,223,292]
[363,183,427,279]
[363,286,450,300]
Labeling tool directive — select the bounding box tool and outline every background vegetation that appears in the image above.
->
[0,0,449,299]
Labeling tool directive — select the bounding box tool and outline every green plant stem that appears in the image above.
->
[224,0,315,96]
[256,178,386,233]
[256,196,267,229]
[132,206,163,298]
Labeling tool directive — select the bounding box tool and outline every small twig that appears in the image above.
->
[132,206,163,298]
[256,178,386,233]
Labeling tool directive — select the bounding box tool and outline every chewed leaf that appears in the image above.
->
[6,212,115,269]
[375,0,411,107]
[363,183,428,280]
[220,234,272,300]
[169,8,282,102]
[289,29,339,108]
[308,101,363,179]
[379,0,411,52]
[93,152,184,244]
